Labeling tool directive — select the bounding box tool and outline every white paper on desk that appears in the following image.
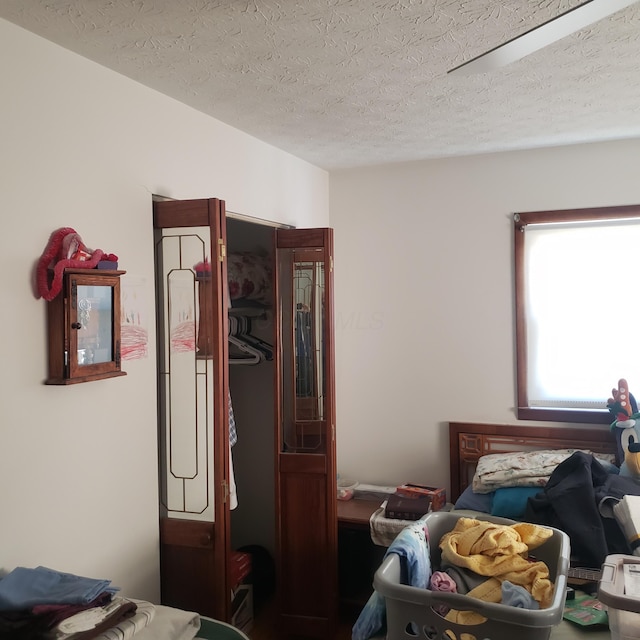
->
[353,483,397,501]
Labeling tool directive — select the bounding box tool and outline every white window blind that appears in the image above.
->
[524,218,640,410]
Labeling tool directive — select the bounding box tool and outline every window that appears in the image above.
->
[515,204,640,424]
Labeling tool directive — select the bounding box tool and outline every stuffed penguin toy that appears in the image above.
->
[607,378,640,479]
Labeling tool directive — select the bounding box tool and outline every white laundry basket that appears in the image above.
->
[373,511,570,640]
[598,554,640,640]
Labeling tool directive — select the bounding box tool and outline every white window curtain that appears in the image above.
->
[524,218,640,409]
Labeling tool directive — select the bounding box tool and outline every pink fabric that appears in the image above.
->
[430,571,457,593]
[430,571,456,618]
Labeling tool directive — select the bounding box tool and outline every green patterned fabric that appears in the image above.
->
[196,617,249,640]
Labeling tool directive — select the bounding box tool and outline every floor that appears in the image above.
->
[246,599,358,640]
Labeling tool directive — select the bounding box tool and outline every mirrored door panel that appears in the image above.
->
[279,248,327,452]
[156,229,217,520]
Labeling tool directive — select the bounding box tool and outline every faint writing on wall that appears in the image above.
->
[121,276,149,360]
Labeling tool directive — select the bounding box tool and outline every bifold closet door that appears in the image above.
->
[153,198,231,621]
[274,228,338,638]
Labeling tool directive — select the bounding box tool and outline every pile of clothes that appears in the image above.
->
[433,517,554,624]
[352,516,556,640]
[0,566,137,640]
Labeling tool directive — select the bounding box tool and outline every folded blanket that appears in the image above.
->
[0,567,118,612]
[53,597,138,640]
[93,600,156,640]
[439,517,554,608]
[472,449,587,494]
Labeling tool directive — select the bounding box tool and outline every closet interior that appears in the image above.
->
[226,216,278,630]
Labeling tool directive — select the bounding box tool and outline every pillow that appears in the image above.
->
[453,486,494,513]
[491,487,541,519]
[227,252,272,303]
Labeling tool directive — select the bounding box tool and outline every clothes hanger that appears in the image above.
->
[228,335,263,365]
[239,317,273,361]
[228,314,273,361]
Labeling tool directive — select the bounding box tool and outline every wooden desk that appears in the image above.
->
[337,498,381,530]
[337,499,385,609]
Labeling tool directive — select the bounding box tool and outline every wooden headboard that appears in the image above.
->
[449,421,617,502]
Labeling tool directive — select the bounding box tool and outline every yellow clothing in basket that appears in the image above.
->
[439,517,555,609]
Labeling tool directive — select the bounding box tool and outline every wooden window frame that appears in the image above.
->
[514,203,640,424]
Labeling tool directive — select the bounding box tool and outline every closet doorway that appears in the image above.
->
[153,198,338,638]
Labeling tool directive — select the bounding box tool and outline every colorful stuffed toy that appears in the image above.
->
[36,227,117,301]
[607,378,640,479]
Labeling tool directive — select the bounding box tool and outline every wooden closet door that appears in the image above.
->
[274,228,338,638]
[153,198,231,621]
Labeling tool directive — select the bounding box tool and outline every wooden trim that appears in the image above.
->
[153,199,210,227]
[516,407,611,424]
[160,517,214,548]
[515,204,640,227]
[275,228,329,249]
[514,219,528,417]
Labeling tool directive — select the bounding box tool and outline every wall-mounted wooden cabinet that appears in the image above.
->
[45,268,127,385]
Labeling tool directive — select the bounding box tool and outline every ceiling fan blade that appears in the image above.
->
[448,0,640,76]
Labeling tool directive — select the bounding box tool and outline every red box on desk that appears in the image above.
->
[395,485,446,511]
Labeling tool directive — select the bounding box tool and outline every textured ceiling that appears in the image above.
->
[2,1,640,170]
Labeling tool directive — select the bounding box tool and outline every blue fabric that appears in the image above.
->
[0,566,118,611]
[352,519,432,640]
[228,390,237,447]
[491,487,541,518]
[595,457,619,475]
[501,580,539,610]
[454,486,494,513]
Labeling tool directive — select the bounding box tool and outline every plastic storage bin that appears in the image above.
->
[373,511,570,640]
[598,554,640,640]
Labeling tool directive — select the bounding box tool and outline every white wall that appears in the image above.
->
[0,18,328,601]
[330,140,640,494]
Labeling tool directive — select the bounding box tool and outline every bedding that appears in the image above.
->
[0,566,247,640]
[454,486,542,519]
[94,603,249,640]
[472,448,617,494]
[449,422,618,501]
[227,252,271,305]
[524,451,640,568]
[456,447,637,567]
[97,602,197,640]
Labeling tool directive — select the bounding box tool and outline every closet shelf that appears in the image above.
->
[229,305,269,318]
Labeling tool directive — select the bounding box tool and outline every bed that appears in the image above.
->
[448,421,619,640]
[119,604,249,640]
[0,593,248,640]
[123,605,249,640]
[449,421,618,503]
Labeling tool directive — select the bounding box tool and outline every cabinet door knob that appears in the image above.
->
[71,322,82,330]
